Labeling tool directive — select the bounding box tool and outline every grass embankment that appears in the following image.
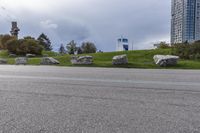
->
[0,49,200,69]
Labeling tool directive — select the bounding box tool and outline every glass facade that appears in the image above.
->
[171,0,200,43]
[195,0,200,40]
[183,0,196,42]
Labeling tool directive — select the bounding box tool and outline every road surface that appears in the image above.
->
[0,65,200,133]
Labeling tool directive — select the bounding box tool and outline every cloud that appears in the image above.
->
[0,0,171,51]
[1,6,5,10]
[40,20,58,29]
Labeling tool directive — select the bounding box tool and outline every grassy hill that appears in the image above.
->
[1,49,200,69]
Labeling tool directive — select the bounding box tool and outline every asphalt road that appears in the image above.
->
[0,65,200,133]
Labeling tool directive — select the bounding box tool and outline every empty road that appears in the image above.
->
[0,65,200,133]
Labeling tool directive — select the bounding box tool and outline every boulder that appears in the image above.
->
[0,58,8,64]
[9,54,17,58]
[15,57,28,65]
[153,55,179,67]
[26,54,36,58]
[71,56,93,65]
[41,57,60,65]
[112,54,128,65]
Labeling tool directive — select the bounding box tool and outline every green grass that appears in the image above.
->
[0,50,9,58]
[1,49,200,69]
[42,51,59,57]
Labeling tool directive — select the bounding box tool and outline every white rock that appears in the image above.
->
[26,54,36,58]
[112,54,128,65]
[9,54,17,57]
[153,55,179,67]
[15,57,28,65]
[41,57,60,65]
[71,56,93,65]
[0,58,7,64]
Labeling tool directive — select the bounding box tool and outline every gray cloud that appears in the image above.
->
[1,6,5,10]
[0,0,171,51]
[55,20,90,42]
[40,20,58,29]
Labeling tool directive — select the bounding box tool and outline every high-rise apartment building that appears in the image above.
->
[171,0,200,44]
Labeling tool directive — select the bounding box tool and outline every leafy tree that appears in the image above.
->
[37,33,52,51]
[24,36,35,40]
[0,35,3,49]
[76,47,83,54]
[66,40,77,55]
[154,41,171,49]
[172,43,190,59]
[5,37,43,55]
[172,41,200,59]
[191,40,200,54]
[22,39,43,55]
[59,44,66,54]
[5,39,18,54]
[0,34,16,49]
[81,42,97,53]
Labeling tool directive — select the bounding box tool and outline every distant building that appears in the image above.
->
[10,22,20,38]
[171,0,200,44]
[116,37,129,51]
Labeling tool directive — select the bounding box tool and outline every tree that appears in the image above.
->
[59,44,66,54]
[76,47,83,54]
[66,40,77,55]
[24,36,35,40]
[22,39,43,55]
[171,41,200,59]
[81,42,97,53]
[5,37,43,55]
[0,35,3,49]
[5,39,18,54]
[37,33,52,51]
[154,41,171,49]
[0,34,16,49]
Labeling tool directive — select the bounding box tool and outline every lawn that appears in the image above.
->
[1,49,200,69]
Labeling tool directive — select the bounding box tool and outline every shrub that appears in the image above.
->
[195,53,200,60]
[172,41,200,59]
[81,42,97,54]
[0,34,16,49]
[154,41,171,49]
[5,39,19,54]
[5,37,43,55]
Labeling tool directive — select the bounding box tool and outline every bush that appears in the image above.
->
[21,39,43,55]
[5,39,19,54]
[5,37,43,55]
[154,41,171,49]
[172,41,200,59]
[0,50,9,58]
[191,41,200,54]
[195,53,200,60]
[0,34,16,49]
[81,42,97,54]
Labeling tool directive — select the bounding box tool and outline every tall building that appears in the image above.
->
[171,0,200,44]
[116,37,129,51]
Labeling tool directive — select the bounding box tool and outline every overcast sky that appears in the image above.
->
[0,0,171,51]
